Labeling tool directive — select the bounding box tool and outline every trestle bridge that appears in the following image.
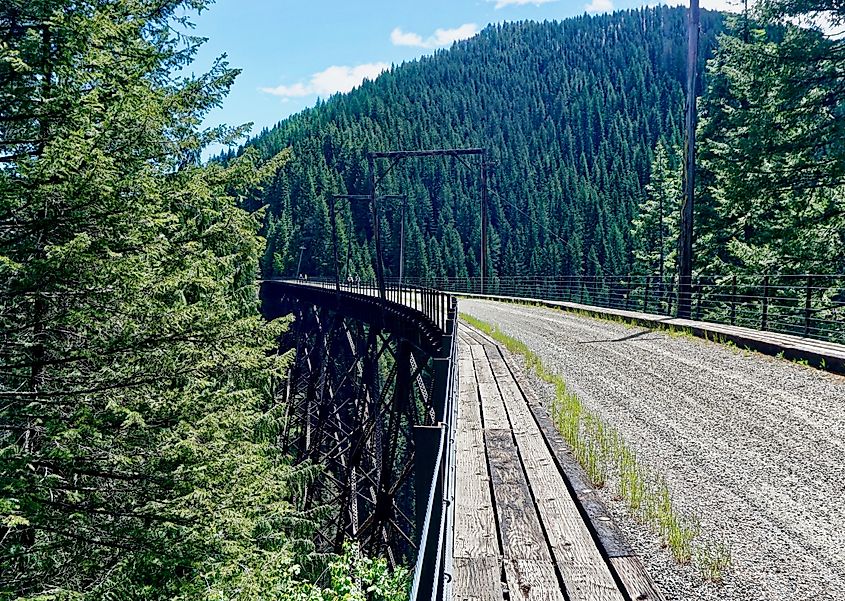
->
[260,274,845,601]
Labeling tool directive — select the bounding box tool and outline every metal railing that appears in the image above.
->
[287,277,454,334]
[419,274,845,345]
[409,299,458,601]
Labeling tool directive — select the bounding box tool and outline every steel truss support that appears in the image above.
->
[275,295,438,566]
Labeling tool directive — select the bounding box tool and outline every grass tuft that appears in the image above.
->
[696,540,732,582]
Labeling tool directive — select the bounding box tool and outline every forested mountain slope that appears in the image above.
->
[238,7,723,281]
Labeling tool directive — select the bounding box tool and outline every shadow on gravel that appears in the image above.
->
[576,330,657,344]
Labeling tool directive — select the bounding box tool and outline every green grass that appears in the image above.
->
[460,312,730,575]
[695,540,732,583]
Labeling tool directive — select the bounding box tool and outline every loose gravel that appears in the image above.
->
[460,299,845,601]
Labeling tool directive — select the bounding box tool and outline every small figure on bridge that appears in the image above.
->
[355,275,361,286]
[347,275,353,286]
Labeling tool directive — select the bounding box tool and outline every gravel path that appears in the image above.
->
[460,299,845,601]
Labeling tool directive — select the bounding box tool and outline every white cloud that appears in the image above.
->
[490,0,558,9]
[260,63,390,99]
[586,0,614,14]
[391,23,479,48]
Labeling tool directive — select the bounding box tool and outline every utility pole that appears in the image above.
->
[678,0,699,319]
[481,152,488,295]
[329,195,340,291]
[368,154,387,302]
[295,244,306,277]
[399,195,407,287]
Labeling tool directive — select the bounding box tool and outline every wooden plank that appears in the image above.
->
[466,323,664,601]
[458,372,483,433]
[488,343,635,560]
[530,403,634,559]
[609,556,666,601]
[503,559,566,601]
[452,557,505,601]
[469,340,509,430]
[469,342,488,362]
[484,429,550,562]
[454,340,499,560]
[454,427,498,558]
[478,378,510,430]
[489,357,625,601]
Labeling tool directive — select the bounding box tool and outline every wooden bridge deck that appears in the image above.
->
[453,325,662,601]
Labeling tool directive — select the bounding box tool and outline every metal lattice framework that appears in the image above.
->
[261,280,456,573]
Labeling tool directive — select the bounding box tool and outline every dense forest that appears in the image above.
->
[237,4,844,282]
[234,7,721,283]
[3,0,844,598]
[230,7,720,282]
[0,1,405,599]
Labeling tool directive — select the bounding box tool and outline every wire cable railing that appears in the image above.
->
[418,274,845,345]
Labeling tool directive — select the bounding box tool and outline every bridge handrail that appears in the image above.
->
[417,274,845,345]
[276,276,454,334]
[410,306,458,601]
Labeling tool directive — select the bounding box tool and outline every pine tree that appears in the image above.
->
[698,3,845,273]
[632,140,681,279]
[0,1,310,597]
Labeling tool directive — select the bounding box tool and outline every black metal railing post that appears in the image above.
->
[730,274,737,326]
[761,275,770,331]
[804,275,813,336]
[694,276,702,321]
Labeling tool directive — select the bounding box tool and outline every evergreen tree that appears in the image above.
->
[632,140,681,278]
[698,3,845,273]
[0,1,321,598]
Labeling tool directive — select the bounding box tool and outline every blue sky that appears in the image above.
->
[189,0,738,153]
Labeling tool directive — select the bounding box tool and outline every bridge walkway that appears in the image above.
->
[452,325,660,601]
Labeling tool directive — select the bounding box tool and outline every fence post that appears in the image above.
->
[625,276,632,310]
[667,275,675,316]
[694,276,702,321]
[644,275,651,313]
[761,275,770,331]
[804,276,813,336]
[730,274,737,326]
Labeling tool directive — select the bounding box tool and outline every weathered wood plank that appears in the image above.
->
[503,559,566,601]
[609,556,666,601]
[454,427,498,558]
[469,342,488,362]
[454,344,498,560]
[478,378,510,430]
[452,557,505,601]
[485,428,550,562]
[529,403,634,559]
[488,351,626,601]
[482,332,638,559]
